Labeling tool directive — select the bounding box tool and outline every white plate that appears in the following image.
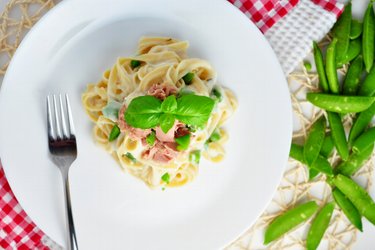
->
[0,0,292,249]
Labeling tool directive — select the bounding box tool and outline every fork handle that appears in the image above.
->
[62,169,79,250]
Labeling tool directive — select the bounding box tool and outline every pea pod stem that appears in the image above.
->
[306,202,335,250]
[307,93,375,114]
[264,201,319,244]
[327,112,349,161]
[363,1,375,72]
[333,174,375,225]
[332,188,363,231]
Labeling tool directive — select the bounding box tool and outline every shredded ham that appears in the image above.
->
[118,104,151,139]
[142,141,179,163]
[147,83,177,100]
[155,121,186,142]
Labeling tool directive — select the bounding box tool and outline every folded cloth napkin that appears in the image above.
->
[0,0,343,249]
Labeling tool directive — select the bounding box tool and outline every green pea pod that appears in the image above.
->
[337,38,361,68]
[264,201,319,244]
[307,93,375,114]
[313,42,330,92]
[304,117,326,166]
[333,174,375,225]
[363,1,375,72]
[343,55,363,95]
[327,112,349,161]
[358,66,375,96]
[332,188,363,231]
[320,134,334,158]
[309,168,320,180]
[352,127,375,153]
[332,3,351,62]
[350,19,363,39]
[326,38,339,94]
[311,155,334,177]
[349,103,375,144]
[290,143,304,160]
[306,202,335,250]
[335,144,374,176]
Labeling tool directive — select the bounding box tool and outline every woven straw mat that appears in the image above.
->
[0,1,373,249]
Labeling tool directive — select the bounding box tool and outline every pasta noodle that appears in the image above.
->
[82,36,237,189]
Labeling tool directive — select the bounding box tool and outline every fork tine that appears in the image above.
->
[53,94,63,140]
[47,96,56,140]
[65,94,76,137]
[59,94,69,139]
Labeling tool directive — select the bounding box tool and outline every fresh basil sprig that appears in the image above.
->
[124,94,215,133]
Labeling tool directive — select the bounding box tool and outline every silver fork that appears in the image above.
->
[47,94,78,250]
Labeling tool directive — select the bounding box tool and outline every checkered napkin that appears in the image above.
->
[0,0,344,249]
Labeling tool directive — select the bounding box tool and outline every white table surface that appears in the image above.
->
[0,0,374,249]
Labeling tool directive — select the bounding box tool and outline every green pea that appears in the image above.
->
[108,125,120,141]
[337,38,362,68]
[363,1,375,72]
[326,38,339,94]
[332,188,363,231]
[352,127,375,153]
[358,66,375,96]
[304,61,312,71]
[306,202,335,250]
[182,72,194,85]
[350,19,363,39]
[327,112,349,161]
[130,60,141,69]
[332,3,351,62]
[161,172,170,184]
[313,42,330,93]
[343,55,363,95]
[304,117,326,166]
[333,174,375,225]
[349,102,375,144]
[320,134,334,158]
[125,152,136,163]
[264,201,319,244]
[335,144,374,176]
[307,93,375,114]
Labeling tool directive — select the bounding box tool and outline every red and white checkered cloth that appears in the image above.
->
[0,0,344,249]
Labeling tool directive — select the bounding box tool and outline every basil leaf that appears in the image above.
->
[160,113,175,133]
[161,173,170,184]
[161,95,177,113]
[175,95,215,126]
[146,131,156,146]
[175,134,191,151]
[125,96,162,129]
[108,125,120,141]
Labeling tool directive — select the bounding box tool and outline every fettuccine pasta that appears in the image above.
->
[82,36,237,189]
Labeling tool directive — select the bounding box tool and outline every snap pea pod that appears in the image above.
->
[320,134,334,158]
[304,117,326,166]
[313,42,330,92]
[307,93,375,114]
[333,174,375,225]
[327,112,349,161]
[358,66,375,96]
[332,188,363,231]
[326,38,339,94]
[350,19,363,39]
[352,127,375,153]
[363,1,375,72]
[335,144,374,176]
[343,55,363,95]
[306,202,335,250]
[290,144,332,178]
[349,103,375,144]
[337,38,361,68]
[264,201,319,244]
[332,3,351,62]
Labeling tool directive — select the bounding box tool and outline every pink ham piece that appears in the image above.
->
[118,104,151,139]
[147,83,177,100]
[155,121,186,142]
[142,141,179,163]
